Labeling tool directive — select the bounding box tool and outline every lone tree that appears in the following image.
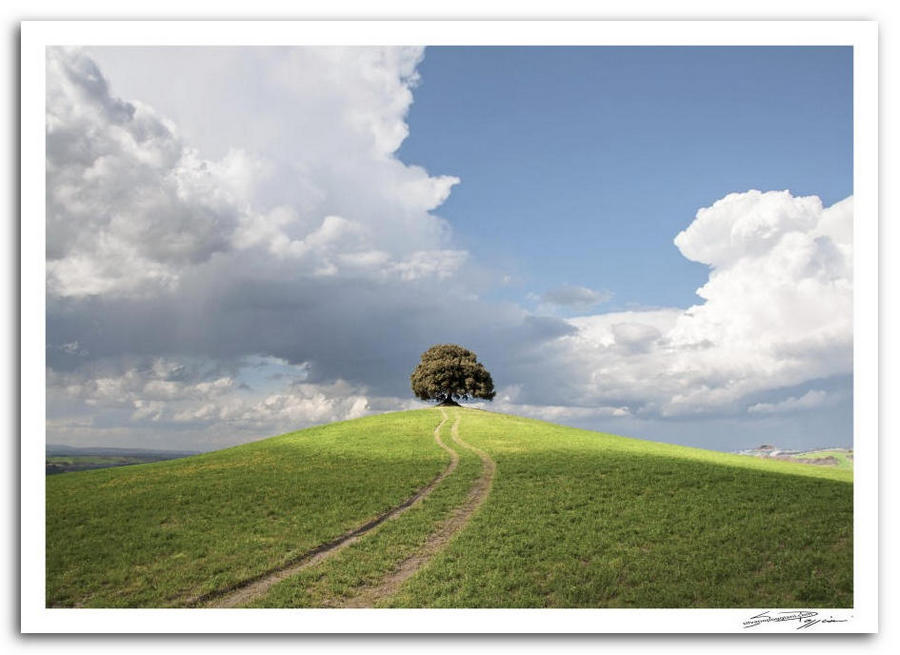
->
[410,344,496,407]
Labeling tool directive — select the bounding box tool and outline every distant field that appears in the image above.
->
[48,455,144,465]
[46,446,201,474]
[792,449,854,470]
[46,455,165,474]
[47,408,852,608]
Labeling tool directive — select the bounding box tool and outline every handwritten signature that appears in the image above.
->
[743,610,849,630]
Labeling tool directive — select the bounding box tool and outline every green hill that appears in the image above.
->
[46,408,852,608]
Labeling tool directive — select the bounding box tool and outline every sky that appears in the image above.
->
[45,45,853,452]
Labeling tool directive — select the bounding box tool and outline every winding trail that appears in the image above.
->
[341,409,496,608]
[194,410,458,608]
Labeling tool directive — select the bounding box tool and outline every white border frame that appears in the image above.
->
[20,20,878,634]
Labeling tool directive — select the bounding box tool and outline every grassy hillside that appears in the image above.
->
[384,410,852,608]
[46,408,852,608]
[46,410,448,607]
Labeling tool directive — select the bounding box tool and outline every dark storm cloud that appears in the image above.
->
[47,262,576,400]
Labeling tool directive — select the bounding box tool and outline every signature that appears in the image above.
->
[743,610,849,630]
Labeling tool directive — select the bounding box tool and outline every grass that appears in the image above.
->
[384,410,852,608]
[45,410,447,607]
[46,408,853,608]
[247,411,483,607]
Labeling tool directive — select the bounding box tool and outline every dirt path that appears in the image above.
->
[194,410,458,608]
[341,410,496,608]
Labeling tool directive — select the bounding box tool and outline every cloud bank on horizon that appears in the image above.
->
[45,47,853,451]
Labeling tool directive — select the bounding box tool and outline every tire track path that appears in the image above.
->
[194,410,458,608]
[341,410,496,608]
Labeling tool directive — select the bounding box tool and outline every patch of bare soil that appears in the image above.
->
[193,410,458,608]
[340,412,496,608]
[797,456,840,466]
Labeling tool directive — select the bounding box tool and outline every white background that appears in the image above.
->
[3,1,898,653]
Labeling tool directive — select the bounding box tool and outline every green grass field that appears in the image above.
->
[46,410,447,607]
[385,410,852,608]
[46,408,852,608]
[247,416,484,608]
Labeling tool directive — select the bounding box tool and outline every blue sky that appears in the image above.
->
[46,46,854,452]
[400,46,852,311]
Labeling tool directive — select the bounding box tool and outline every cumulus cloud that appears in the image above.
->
[46,356,383,448]
[46,47,466,299]
[610,322,663,353]
[46,49,246,296]
[48,359,235,409]
[673,189,827,267]
[86,46,461,254]
[510,191,853,418]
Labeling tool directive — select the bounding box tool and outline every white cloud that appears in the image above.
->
[521,190,853,417]
[87,46,461,254]
[48,360,236,410]
[212,381,372,429]
[610,322,663,353]
[46,49,256,297]
[46,47,464,299]
[47,358,381,448]
[472,385,630,423]
[673,189,829,267]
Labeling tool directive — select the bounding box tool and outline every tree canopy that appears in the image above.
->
[410,344,496,406]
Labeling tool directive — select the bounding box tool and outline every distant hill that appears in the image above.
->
[736,445,853,470]
[46,408,852,608]
[46,444,202,475]
[46,444,202,458]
